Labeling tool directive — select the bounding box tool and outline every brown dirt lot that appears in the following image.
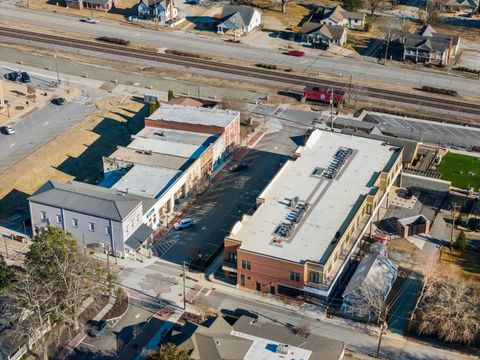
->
[0,96,148,219]
[19,0,139,24]
[440,238,480,285]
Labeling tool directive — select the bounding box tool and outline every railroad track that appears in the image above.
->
[1,27,479,116]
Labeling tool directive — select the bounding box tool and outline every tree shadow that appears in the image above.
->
[55,102,147,183]
[185,16,217,32]
[0,188,31,232]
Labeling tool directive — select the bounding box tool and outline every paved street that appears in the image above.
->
[1,3,480,97]
[0,98,95,173]
[368,113,480,149]
[153,105,306,265]
[68,294,162,360]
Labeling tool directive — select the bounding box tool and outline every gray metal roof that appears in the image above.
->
[28,180,149,222]
[125,223,155,250]
[218,5,259,29]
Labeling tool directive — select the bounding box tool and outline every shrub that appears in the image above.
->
[96,36,130,46]
[453,66,480,75]
[420,85,458,97]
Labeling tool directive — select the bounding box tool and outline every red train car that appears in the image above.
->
[302,86,345,105]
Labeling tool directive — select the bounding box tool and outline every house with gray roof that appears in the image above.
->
[341,247,398,321]
[320,5,365,30]
[28,180,155,258]
[403,25,460,66]
[300,22,347,46]
[217,5,262,36]
[171,315,346,360]
[137,0,178,24]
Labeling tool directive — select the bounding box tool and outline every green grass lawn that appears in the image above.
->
[437,152,480,190]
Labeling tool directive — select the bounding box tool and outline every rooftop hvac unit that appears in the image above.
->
[275,344,289,355]
[144,94,159,104]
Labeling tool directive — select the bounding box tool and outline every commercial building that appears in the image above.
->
[102,126,221,229]
[173,315,345,360]
[144,104,240,158]
[223,130,403,301]
[28,180,156,258]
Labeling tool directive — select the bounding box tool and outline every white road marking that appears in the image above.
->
[81,342,95,349]
[205,289,212,297]
[202,226,207,231]
[9,143,15,147]
[43,121,49,125]
[135,313,140,319]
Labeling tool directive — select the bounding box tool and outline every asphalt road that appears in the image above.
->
[68,294,161,360]
[0,98,95,173]
[1,3,479,97]
[153,104,307,265]
[197,288,475,360]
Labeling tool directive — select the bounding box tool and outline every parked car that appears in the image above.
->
[20,72,31,83]
[88,320,108,338]
[81,17,100,24]
[287,50,305,57]
[312,42,329,50]
[233,308,258,320]
[52,97,65,105]
[174,218,194,230]
[1,125,15,135]
[4,71,21,81]
[229,161,249,173]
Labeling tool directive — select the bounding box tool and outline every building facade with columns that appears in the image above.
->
[223,130,403,302]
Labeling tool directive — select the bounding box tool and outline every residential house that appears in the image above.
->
[171,316,346,360]
[217,5,262,36]
[396,214,430,237]
[321,5,365,30]
[341,246,398,321]
[403,25,460,66]
[28,180,156,258]
[137,0,178,24]
[300,22,347,46]
[445,0,479,13]
[66,0,119,11]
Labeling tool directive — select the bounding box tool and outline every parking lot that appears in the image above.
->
[367,113,480,149]
[153,104,310,266]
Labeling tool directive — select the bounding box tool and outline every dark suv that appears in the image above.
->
[20,72,31,83]
[4,71,21,81]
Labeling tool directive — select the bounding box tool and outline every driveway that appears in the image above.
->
[68,295,162,360]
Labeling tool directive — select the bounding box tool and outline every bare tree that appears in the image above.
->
[191,296,213,322]
[425,0,448,24]
[295,323,311,338]
[364,0,388,16]
[416,277,480,344]
[217,97,247,113]
[378,17,404,64]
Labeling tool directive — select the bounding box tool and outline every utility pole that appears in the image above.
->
[384,31,390,65]
[450,203,460,250]
[182,261,187,310]
[330,87,334,131]
[348,74,352,107]
[375,304,388,358]
[54,49,60,85]
[105,243,111,278]
[4,237,8,258]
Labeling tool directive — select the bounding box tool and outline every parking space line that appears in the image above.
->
[81,342,95,349]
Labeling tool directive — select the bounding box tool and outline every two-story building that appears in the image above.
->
[321,5,365,30]
[223,130,403,302]
[137,0,178,24]
[28,180,156,258]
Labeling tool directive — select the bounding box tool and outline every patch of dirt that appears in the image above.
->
[104,287,129,319]
[0,95,146,218]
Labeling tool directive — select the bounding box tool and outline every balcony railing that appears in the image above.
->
[222,261,237,272]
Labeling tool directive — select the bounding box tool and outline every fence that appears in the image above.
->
[7,318,51,360]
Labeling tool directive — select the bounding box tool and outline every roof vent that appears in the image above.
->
[276,344,289,355]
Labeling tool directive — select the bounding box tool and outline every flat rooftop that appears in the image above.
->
[107,146,190,170]
[230,130,398,264]
[128,137,205,159]
[135,127,218,146]
[111,164,182,199]
[147,104,239,128]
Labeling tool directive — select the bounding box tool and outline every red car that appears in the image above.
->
[288,50,305,57]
